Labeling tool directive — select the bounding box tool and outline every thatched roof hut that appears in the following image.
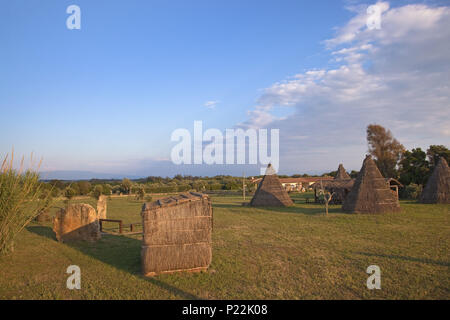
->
[309,164,354,204]
[420,157,450,204]
[250,164,294,207]
[141,192,212,276]
[342,156,401,214]
[335,163,351,180]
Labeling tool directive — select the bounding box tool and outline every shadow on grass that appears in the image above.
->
[355,252,450,267]
[27,225,200,300]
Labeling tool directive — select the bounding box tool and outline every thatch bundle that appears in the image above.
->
[250,164,294,207]
[342,156,401,214]
[53,203,101,242]
[97,195,107,219]
[420,157,450,204]
[141,192,212,276]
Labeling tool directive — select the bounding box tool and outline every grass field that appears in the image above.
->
[0,193,448,300]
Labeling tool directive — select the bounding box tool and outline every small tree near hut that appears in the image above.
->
[319,180,334,217]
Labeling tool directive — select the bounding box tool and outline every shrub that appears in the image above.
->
[135,186,145,200]
[0,154,52,255]
[64,187,76,200]
[400,184,423,200]
[91,185,104,200]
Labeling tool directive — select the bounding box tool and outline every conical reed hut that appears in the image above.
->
[309,164,354,204]
[335,163,351,180]
[342,156,401,214]
[420,157,450,204]
[250,164,294,207]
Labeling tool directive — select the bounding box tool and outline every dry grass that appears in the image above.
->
[0,193,448,299]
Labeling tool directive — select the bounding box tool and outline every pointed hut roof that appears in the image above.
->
[250,164,294,207]
[420,157,450,204]
[335,164,351,180]
[342,156,401,214]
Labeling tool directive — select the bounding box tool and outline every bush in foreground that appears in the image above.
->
[0,153,52,255]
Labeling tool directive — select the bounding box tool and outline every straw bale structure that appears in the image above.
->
[342,156,401,214]
[250,164,294,207]
[420,157,450,204]
[141,192,213,276]
[97,195,107,219]
[53,203,101,242]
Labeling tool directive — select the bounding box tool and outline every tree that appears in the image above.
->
[77,181,91,195]
[367,124,405,178]
[121,178,132,194]
[398,148,429,186]
[426,145,450,168]
[92,185,104,200]
[64,187,76,200]
[135,186,145,201]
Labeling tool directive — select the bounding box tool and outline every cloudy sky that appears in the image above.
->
[1,0,449,178]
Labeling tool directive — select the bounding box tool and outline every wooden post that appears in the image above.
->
[119,221,123,234]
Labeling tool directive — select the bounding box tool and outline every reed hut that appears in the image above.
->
[420,157,450,204]
[141,192,213,276]
[250,164,294,207]
[342,156,401,214]
[335,163,351,180]
[310,164,354,204]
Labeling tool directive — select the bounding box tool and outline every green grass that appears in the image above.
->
[0,193,448,299]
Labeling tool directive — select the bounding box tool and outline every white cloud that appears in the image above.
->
[204,100,220,109]
[241,2,450,173]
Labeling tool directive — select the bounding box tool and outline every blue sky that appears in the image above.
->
[1,1,449,178]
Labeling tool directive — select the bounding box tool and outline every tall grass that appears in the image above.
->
[0,152,52,255]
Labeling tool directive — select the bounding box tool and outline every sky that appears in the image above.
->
[0,0,449,178]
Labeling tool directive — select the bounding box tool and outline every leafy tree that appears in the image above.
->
[121,178,132,194]
[92,185,104,200]
[77,181,91,195]
[367,124,405,178]
[49,179,65,190]
[64,187,76,200]
[102,184,112,195]
[426,145,450,168]
[135,186,145,200]
[350,170,359,179]
[398,148,430,185]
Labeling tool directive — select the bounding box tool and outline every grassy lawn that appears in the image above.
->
[0,193,448,300]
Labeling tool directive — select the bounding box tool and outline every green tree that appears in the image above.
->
[367,124,405,178]
[135,186,145,200]
[77,181,91,195]
[398,148,429,185]
[92,185,104,199]
[426,145,450,168]
[121,178,132,194]
[64,187,76,200]
[102,184,112,195]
